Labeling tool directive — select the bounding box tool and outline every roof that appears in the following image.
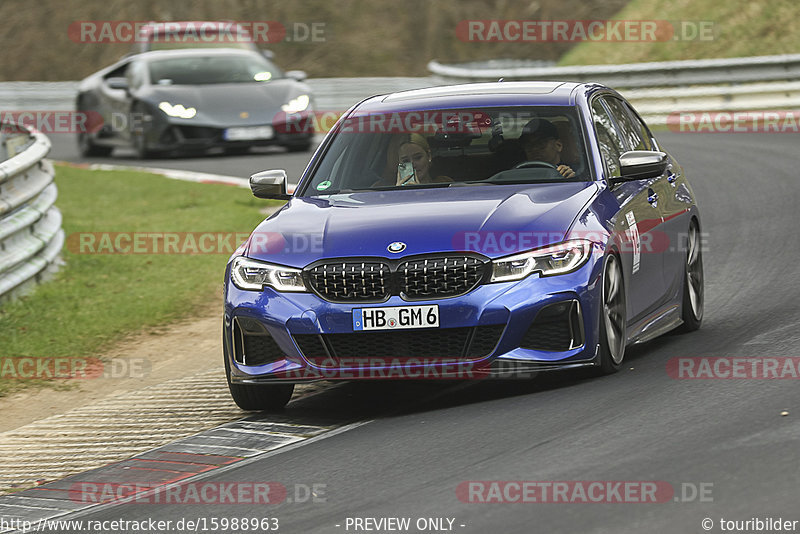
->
[355,81,589,112]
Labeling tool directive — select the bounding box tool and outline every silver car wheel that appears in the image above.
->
[686,223,704,321]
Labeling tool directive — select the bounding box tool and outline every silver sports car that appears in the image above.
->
[76,48,314,158]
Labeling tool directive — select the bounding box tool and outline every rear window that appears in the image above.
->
[148,39,254,51]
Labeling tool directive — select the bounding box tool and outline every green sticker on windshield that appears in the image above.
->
[317,180,332,190]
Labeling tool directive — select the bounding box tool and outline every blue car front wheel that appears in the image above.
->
[223,333,294,411]
[598,253,627,374]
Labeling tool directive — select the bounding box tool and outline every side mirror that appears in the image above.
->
[285,70,307,82]
[618,150,668,181]
[250,169,291,200]
[106,77,129,91]
[262,49,275,59]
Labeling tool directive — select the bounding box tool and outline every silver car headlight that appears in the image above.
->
[281,94,310,114]
[230,256,306,292]
[158,101,197,119]
[490,239,593,282]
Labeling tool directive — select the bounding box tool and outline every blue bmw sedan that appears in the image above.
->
[223,81,704,410]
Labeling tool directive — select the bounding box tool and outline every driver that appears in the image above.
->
[518,119,575,178]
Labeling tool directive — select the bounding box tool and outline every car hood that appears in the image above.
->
[140,79,309,126]
[243,182,599,268]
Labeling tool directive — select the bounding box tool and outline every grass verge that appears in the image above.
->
[0,164,278,397]
[559,0,800,66]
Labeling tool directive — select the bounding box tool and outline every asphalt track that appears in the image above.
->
[47,133,316,184]
[44,132,800,533]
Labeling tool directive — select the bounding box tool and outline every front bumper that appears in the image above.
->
[144,115,315,152]
[223,255,605,383]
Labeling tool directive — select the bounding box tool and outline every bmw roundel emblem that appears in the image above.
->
[387,241,406,253]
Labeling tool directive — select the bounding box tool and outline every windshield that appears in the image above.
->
[301,106,591,196]
[147,55,282,85]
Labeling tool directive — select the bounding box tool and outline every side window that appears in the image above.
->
[591,99,625,178]
[604,97,650,151]
[624,101,656,151]
[103,62,129,81]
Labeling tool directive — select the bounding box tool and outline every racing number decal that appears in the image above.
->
[625,211,641,274]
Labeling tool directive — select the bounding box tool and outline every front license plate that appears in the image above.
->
[353,305,439,331]
[224,125,274,141]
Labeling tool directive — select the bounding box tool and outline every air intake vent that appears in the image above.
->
[520,300,584,352]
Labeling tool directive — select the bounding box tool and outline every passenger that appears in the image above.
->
[374,133,451,186]
[518,119,576,178]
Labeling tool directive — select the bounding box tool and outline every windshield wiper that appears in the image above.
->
[371,182,452,191]
[461,178,574,185]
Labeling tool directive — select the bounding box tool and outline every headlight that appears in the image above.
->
[230,256,306,292]
[158,101,197,119]
[490,239,593,282]
[281,94,310,114]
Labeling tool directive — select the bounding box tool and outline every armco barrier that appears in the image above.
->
[0,122,63,303]
[428,54,800,124]
[427,53,800,87]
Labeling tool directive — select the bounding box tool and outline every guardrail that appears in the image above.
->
[623,80,800,125]
[428,53,800,125]
[0,122,63,303]
[427,53,800,87]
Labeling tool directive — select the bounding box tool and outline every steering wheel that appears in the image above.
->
[514,160,557,170]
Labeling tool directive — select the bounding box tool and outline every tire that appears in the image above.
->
[597,253,627,374]
[224,145,252,156]
[76,97,113,157]
[77,131,112,157]
[130,102,159,159]
[285,141,312,153]
[675,220,704,333]
[223,336,294,411]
